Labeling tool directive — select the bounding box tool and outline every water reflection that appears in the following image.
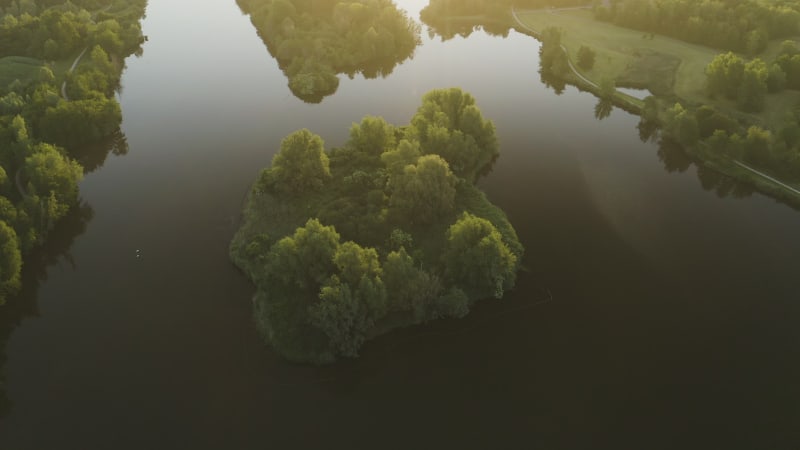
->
[594,98,614,120]
[419,0,511,41]
[0,203,93,417]
[237,0,421,103]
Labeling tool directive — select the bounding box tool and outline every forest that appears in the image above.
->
[231,88,523,362]
[237,0,421,102]
[0,0,147,304]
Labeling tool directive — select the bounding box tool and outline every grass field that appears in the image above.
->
[516,9,719,99]
[516,10,800,133]
[0,56,44,87]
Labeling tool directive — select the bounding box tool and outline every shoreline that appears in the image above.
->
[509,7,800,209]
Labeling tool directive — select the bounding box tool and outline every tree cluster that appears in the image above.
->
[0,0,146,304]
[237,0,421,103]
[657,102,800,182]
[595,0,799,53]
[234,88,523,361]
[419,0,591,41]
[705,52,771,112]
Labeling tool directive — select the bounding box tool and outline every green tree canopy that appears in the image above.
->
[267,218,340,289]
[406,87,498,180]
[0,220,21,304]
[346,115,396,157]
[387,154,456,225]
[23,143,82,210]
[706,52,746,99]
[264,129,331,195]
[443,213,517,299]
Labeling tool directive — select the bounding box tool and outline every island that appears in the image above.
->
[230,88,523,363]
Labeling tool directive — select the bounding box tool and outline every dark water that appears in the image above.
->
[1,0,799,448]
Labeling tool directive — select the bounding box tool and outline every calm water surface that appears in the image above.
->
[1,0,799,448]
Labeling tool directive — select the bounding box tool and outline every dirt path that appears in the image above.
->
[510,7,599,89]
[734,161,800,196]
[60,46,88,100]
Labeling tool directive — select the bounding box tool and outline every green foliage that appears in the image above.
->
[767,63,787,93]
[381,139,421,174]
[706,52,746,99]
[431,287,469,320]
[387,228,413,251]
[24,143,82,211]
[39,97,122,148]
[443,213,517,299]
[387,154,457,225]
[307,240,388,357]
[263,129,331,195]
[406,87,499,180]
[663,103,699,147]
[238,0,420,102]
[539,27,570,80]
[694,106,740,139]
[308,277,364,357]
[231,89,524,362]
[737,59,768,112]
[267,218,340,289]
[598,0,799,52]
[0,220,21,304]
[334,241,381,286]
[347,116,396,158]
[743,126,773,167]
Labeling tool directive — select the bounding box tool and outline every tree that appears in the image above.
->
[381,139,421,174]
[267,218,340,289]
[767,63,787,93]
[406,87,498,180]
[346,115,396,157]
[743,126,772,166]
[663,103,699,147]
[443,213,517,299]
[387,154,456,225]
[23,143,83,215]
[705,52,745,99]
[738,59,768,112]
[0,220,21,304]
[577,45,596,70]
[334,241,381,286]
[308,276,363,356]
[308,241,388,357]
[39,97,122,148]
[539,27,569,79]
[263,129,331,195]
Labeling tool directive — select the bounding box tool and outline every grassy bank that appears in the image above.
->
[0,57,44,86]
[513,8,800,207]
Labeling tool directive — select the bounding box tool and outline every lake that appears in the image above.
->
[1,0,798,448]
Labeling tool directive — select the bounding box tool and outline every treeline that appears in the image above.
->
[420,0,589,40]
[237,0,420,103]
[596,0,800,53]
[644,98,800,182]
[0,0,146,304]
[0,0,144,60]
[231,88,523,362]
